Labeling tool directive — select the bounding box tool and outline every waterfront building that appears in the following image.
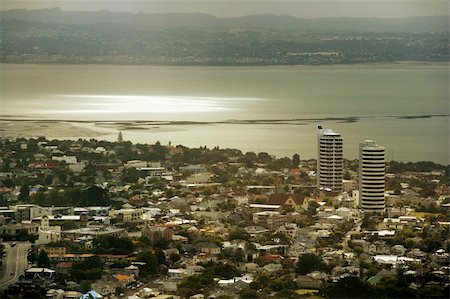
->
[359,140,386,213]
[317,126,343,191]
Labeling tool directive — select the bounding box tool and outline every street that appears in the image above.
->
[0,242,31,290]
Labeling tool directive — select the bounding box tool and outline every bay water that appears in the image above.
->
[1,63,448,163]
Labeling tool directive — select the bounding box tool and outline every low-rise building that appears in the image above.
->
[0,222,39,237]
[142,225,173,245]
[253,211,287,229]
[62,226,126,241]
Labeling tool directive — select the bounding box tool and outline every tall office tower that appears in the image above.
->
[317,126,343,191]
[359,140,386,213]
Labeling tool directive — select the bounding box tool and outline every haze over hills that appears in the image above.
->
[1,8,448,65]
[1,7,448,32]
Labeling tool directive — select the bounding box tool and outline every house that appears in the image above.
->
[295,275,322,289]
[196,242,221,255]
[266,193,305,212]
[262,263,283,273]
[217,274,253,289]
[179,165,206,174]
[92,280,117,297]
[193,253,218,264]
[259,254,284,263]
[113,274,134,287]
[46,288,66,298]
[240,263,260,273]
[52,155,77,164]
[79,290,103,299]
[367,269,397,285]
[431,249,449,264]
[55,261,72,275]
[391,245,406,256]
[342,179,357,193]
[168,268,189,280]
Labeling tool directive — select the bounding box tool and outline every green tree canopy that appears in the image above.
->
[320,276,373,298]
[228,227,251,241]
[137,251,159,277]
[37,250,51,268]
[93,236,135,255]
[296,253,325,275]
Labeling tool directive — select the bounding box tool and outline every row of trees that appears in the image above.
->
[26,185,110,207]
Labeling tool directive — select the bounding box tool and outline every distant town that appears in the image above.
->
[0,129,448,298]
[1,9,448,66]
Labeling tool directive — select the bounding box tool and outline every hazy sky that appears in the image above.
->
[1,1,448,18]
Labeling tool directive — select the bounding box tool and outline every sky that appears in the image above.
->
[0,0,448,18]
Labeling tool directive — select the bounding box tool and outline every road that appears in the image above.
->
[0,242,31,290]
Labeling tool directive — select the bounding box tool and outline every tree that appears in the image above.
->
[292,154,300,167]
[170,253,181,264]
[343,170,351,180]
[30,190,47,206]
[228,228,250,241]
[258,152,272,163]
[156,249,167,266]
[2,177,14,188]
[70,256,104,282]
[0,193,7,206]
[320,276,373,298]
[18,184,30,202]
[121,167,140,183]
[296,253,325,275]
[47,189,61,206]
[44,175,53,186]
[93,236,135,255]
[37,250,51,268]
[307,201,320,216]
[137,251,158,277]
[353,246,364,256]
[239,289,259,299]
[232,248,245,263]
[81,186,110,206]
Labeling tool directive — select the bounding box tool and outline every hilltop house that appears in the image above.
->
[266,193,305,212]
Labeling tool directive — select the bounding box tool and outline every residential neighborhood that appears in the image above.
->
[0,137,448,298]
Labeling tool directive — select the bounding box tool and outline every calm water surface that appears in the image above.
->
[1,63,448,163]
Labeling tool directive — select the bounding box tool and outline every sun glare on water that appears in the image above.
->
[42,94,264,115]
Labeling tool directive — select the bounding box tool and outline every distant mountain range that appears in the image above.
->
[1,7,448,33]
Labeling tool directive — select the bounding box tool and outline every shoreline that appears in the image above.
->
[0,114,448,124]
[1,61,448,70]
[0,117,448,165]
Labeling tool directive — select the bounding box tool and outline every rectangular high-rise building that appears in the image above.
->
[359,140,385,213]
[317,126,343,191]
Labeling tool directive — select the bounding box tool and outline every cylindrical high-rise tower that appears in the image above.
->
[359,140,385,213]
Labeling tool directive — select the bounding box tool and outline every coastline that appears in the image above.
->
[0,120,105,139]
[0,61,448,70]
[0,116,448,165]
